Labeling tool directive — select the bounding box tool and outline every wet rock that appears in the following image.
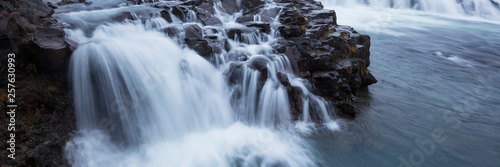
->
[195,7,223,25]
[289,86,304,121]
[492,0,500,8]
[311,71,339,98]
[226,28,255,40]
[272,40,302,72]
[196,0,216,14]
[57,0,86,6]
[245,23,271,34]
[160,10,173,23]
[184,24,203,39]
[227,49,250,61]
[219,0,240,14]
[242,0,265,9]
[338,103,356,117]
[171,6,190,20]
[362,72,377,85]
[224,62,244,85]
[0,1,15,12]
[34,27,71,71]
[260,7,282,21]
[309,9,337,25]
[17,0,53,22]
[163,26,183,38]
[205,35,228,54]
[113,11,135,22]
[280,10,307,26]
[247,56,268,72]
[185,38,214,58]
[309,51,334,71]
[277,72,291,87]
[309,24,330,38]
[236,15,254,23]
[279,26,305,38]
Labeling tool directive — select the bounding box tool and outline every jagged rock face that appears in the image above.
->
[0,0,71,73]
[273,0,377,117]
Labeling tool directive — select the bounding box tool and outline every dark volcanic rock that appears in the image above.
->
[245,23,271,34]
[195,7,223,25]
[279,26,305,38]
[160,10,173,22]
[185,38,214,58]
[0,1,74,165]
[236,15,254,23]
[248,56,268,72]
[277,72,291,87]
[33,27,71,71]
[184,24,203,39]
[311,71,339,98]
[276,0,376,117]
[0,0,71,72]
[309,51,334,71]
[289,86,304,121]
[242,0,265,9]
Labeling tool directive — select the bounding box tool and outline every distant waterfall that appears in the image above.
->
[321,0,500,19]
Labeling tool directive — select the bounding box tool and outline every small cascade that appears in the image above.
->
[60,0,342,166]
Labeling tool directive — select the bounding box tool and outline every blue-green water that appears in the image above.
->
[313,6,500,167]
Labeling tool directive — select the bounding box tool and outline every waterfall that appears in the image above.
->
[321,0,500,20]
[60,0,340,166]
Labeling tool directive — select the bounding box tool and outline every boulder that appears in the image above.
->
[277,72,291,87]
[244,23,271,34]
[236,15,254,23]
[195,7,222,26]
[160,10,173,23]
[33,27,71,71]
[185,39,214,58]
[184,24,203,39]
[247,56,268,72]
[309,51,334,71]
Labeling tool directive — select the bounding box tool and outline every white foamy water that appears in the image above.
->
[321,0,500,20]
[61,1,341,166]
[66,123,314,167]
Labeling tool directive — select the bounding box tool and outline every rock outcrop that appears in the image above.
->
[0,0,71,73]
[0,0,74,166]
[273,0,377,117]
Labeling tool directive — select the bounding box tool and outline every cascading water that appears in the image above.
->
[321,0,500,20]
[59,0,340,166]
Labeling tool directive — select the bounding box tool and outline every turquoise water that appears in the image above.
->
[314,6,500,167]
